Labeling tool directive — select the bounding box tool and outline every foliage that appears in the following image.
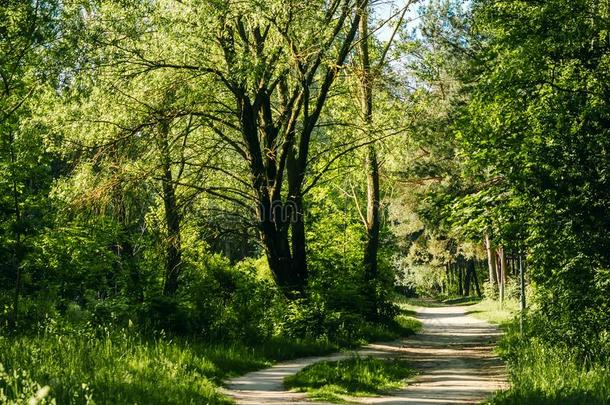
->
[489,321,610,405]
[459,0,610,358]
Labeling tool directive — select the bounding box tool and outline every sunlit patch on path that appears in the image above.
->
[222,305,507,404]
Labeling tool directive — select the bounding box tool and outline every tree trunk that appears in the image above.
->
[484,234,498,288]
[464,259,472,297]
[227,3,366,297]
[498,246,506,303]
[363,145,380,283]
[472,260,482,297]
[444,263,449,294]
[358,5,380,296]
[358,4,381,318]
[158,122,182,296]
[258,217,294,287]
[289,194,308,289]
[457,258,464,296]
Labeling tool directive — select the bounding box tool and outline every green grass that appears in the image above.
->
[487,323,610,405]
[467,299,610,405]
[0,309,421,404]
[397,296,448,308]
[358,313,422,343]
[284,356,416,403]
[465,298,519,326]
[0,327,336,404]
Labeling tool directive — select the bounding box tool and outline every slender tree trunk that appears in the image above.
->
[9,132,22,328]
[472,260,482,297]
[363,145,380,283]
[519,253,526,334]
[358,4,381,318]
[444,263,449,294]
[358,6,380,286]
[498,246,506,303]
[457,258,464,296]
[464,259,472,297]
[158,122,182,296]
[484,234,498,289]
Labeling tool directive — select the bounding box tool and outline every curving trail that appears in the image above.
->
[222,305,508,404]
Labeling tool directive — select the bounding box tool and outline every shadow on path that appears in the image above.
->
[222,305,508,404]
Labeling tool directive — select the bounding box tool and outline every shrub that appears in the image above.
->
[183,254,283,343]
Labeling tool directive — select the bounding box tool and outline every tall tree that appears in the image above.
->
[358,1,413,316]
[0,0,63,325]
[87,0,369,296]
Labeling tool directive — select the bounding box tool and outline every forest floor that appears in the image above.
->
[222,304,508,404]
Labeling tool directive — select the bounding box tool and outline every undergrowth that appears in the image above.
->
[468,300,610,405]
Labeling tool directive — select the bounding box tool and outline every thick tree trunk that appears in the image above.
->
[290,194,308,288]
[228,3,366,297]
[256,202,306,296]
[259,218,293,286]
[158,122,182,296]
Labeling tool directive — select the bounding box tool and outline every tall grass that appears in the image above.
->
[465,299,610,405]
[490,331,610,404]
[0,324,336,404]
[0,309,421,404]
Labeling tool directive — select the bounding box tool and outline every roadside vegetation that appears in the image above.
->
[285,356,416,403]
[466,299,518,326]
[0,311,422,404]
[490,325,610,405]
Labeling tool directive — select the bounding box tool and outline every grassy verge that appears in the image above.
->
[0,309,421,404]
[0,328,337,404]
[488,322,610,405]
[284,356,416,403]
[397,296,448,308]
[465,298,518,326]
[460,299,610,404]
[359,312,422,343]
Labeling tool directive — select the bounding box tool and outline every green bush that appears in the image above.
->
[182,254,283,343]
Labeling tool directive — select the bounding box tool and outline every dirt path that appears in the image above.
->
[222,305,508,404]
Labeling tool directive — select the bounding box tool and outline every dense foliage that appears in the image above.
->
[1,0,609,403]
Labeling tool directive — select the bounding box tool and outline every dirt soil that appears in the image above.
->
[222,304,508,404]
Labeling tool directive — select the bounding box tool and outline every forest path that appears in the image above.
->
[222,305,508,404]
